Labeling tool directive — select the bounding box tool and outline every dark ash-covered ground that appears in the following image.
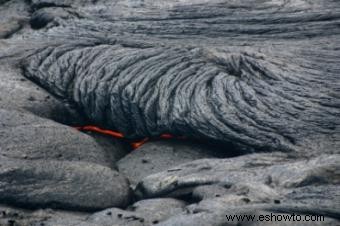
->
[0,0,339,225]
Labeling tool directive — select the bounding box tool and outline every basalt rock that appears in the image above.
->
[87,198,186,226]
[0,108,120,167]
[117,140,229,186]
[0,0,30,39]
[158,206,340,226]
[0,205,90,226]
[0,60,82,125]
[135,153,340,223]
[0,0,339,224]
[12,0,339,154]
[135,153,339,201]
[0,109,132,211]
[0,157,131,211]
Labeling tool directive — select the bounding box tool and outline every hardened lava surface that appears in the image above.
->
[0,0,339,225]
[11,0,339,153]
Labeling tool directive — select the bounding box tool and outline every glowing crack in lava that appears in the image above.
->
[74,125,184,149]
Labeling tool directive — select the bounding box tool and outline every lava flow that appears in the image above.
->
[74,125,184,149]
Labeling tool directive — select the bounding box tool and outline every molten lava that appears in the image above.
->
[131,138,149,149]
[74,125,184,149]
[74,125,124,138]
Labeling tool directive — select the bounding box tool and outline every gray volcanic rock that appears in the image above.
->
[0,0,339,225]
[0,0,30,39]
[87,132,131,164]
[87,208,146,226]
[0,109,132,212]
[29,7,83,30]
[117,140,227,186]
[187,185,340,219]
[31,0,93,8]
[135,152,289,198]
[0,205,90,226]
[135,154,340,222]
[0,63,83,125]
[14,0,340,154]
[158,206,340,226]
[136,153,339,200]
[247,210,340,226]
[0,157,131,211]
[191,184,232,201]
[0,20,24,39]
[128,198,186,223]
[87,198,186,226]
[0,108,120,167]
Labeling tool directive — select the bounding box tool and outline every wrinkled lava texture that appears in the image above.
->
[0,0,340,225]
[2,0,338,154]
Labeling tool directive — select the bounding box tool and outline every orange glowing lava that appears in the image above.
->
[131,137,149,149]
[74,126,124,138]
[74,125,184,149]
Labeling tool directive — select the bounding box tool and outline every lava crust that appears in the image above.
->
[13,0,340,153]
